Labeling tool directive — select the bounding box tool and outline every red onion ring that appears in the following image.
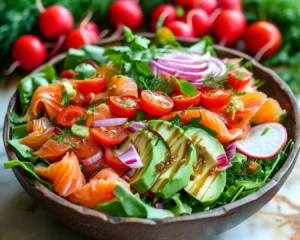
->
[81,150,103,167]
[91,118,128,127]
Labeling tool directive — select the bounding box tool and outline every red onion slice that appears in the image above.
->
[217,153,232,171]
[91,118,128,127]
[118,143,143,169]
[128,122,145,133]
[156,59,207,72]
[81,150,103,167]
[226,142,236,161]
[154,202,164,209]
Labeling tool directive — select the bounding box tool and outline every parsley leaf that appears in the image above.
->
[261,127,270,136]
[189,36,216,56]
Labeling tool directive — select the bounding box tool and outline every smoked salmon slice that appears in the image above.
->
[21,128,55,150]
[68,168,129,208]
[180,108,243,143]
[21,117,55,150]
[34,151,86,197]
[252,98,285,124]
[94,75,138,101]
[24,83,64,122]
[226,98,267,129]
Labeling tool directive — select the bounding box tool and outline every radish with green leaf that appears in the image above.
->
[165,21,195,38]
[236,123,288,159]
[109,0,143,38]
[151,4,177,31]
[7,35,47,73]
[183,8,211,37]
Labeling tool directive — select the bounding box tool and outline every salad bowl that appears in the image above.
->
[3,34,300,240]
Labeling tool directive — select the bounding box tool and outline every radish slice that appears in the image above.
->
[236,123,288,159]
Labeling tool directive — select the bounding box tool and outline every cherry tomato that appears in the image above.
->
[140,90,174,116]
[201,88,232,109]
[70,91,86,107]
[75,78,106,95]
[90,126,128,146]
[244,21,282,58]
[227,68,253,91]
[104,146,129,170]
[60,69,78,79]
[172,93,201,111]
[57,106,85,126]
[109,96,140,119]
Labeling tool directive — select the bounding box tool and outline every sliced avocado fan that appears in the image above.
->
[184,128,227,205]
[148,120,197,199]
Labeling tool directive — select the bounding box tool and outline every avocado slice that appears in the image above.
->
[148,120,197,199]
[184,128,226,205]
[119,128,169,193]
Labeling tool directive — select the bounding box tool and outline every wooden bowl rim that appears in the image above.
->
[3,34,300,226]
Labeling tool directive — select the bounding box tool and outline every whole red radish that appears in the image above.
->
[65,22,100,50]
[213,10,246,45]
[244,21,282,59]
[174,0,218,14]
[183,8,211,37]
[151,4,177,31]
[219,0,243,11]
[11,35,47,72]
[165,21,195,38]
[38,5,73,39]
[109,0,143,31]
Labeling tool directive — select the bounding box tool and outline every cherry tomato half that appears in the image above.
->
[75,78,106,95]
[172,93,201,111]
[90,126,128,146]
[140,90,174,116]
[57,106,85,126]
[104,146,129,170]
[201,88,232,109]
[227,68,253,91]
[60,69,78,79]
[109,96,140,119]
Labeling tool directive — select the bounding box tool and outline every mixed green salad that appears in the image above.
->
[4,28,293,219]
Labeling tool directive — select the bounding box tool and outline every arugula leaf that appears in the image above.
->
[176,80,198,96]
[7,139,32,161]
[74,63,96,79]
[18,65,57,114]
[164,193,192,216]
[189,36,216,56]
[113,183,174,219]
[12,124,28,139]
[64,48,86,70]
[96,199,127,217]
[3,160,53,190]
[81,45,107,64]
[8,111,24,126]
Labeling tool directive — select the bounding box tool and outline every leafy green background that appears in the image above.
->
[1,0,299,94]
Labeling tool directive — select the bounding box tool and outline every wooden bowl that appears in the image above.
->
[3,35,300,240]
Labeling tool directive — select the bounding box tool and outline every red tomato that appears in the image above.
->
[227,68,253,91]
[60,69,78,79]
[165,21,195,38]
[104,146,129,170]
[141,90,174,116]
[70,91,86,107]
[90,126,128,146]
[109,96,140,119]
[172,93,201,111]
[244,21,282,58]
[57,106,85,126]
[201,88,232,109]
[75,78,106,94]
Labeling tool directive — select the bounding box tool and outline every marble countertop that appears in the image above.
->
[0,86,299,240]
